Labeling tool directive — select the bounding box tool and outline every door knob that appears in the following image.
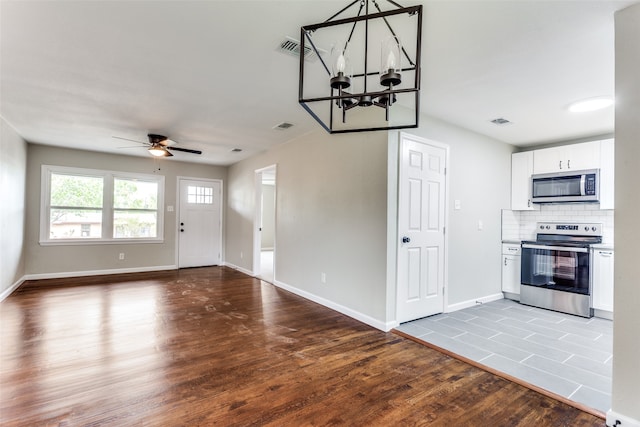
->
[402,236,411,243]
[180,222,184,226]
[180,229,184,232]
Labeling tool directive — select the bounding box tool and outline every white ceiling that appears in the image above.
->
[1,0,634,166]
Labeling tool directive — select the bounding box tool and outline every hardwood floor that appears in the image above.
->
[1,267,604,426]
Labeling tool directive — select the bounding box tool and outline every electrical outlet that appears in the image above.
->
[118,253,125,260]
[321,273,326,283]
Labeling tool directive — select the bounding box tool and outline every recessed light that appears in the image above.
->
[568,97,614,113]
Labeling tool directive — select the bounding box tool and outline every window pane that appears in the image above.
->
[114,179,158,209]
[113,210,158,238]
[187,185,213,204]
[49,209,102,239]
[51,174,103,208]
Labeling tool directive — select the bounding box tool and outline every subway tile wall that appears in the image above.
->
[502,205,614,245]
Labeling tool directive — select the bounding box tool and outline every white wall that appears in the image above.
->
[24,144,227,277]
[0,117,27,297]
[610,4,640,425]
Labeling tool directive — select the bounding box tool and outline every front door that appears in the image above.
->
[178,178,222,268]
[397,134,448,323]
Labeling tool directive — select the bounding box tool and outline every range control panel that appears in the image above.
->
[536,222,602,236]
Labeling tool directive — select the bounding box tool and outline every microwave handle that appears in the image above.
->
[580,174,586,196]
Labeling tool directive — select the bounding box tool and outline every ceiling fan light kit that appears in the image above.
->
[148,144,172,157]
[298,0,422,133]
[113,134,202,158]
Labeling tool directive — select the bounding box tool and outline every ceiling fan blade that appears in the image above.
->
[167,146,202,155]
[113,135,147,145]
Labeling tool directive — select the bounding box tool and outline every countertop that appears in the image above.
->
[591,244,614,251]
[502,240,522,245]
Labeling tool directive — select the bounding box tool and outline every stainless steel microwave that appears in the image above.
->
[531,169,600,203]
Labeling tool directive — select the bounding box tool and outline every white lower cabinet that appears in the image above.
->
[502,244,521,298]
[592,249,614,313]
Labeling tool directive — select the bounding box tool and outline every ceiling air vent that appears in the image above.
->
[490,117,512,125]
[276,36,325,62]
[273,122,294,130]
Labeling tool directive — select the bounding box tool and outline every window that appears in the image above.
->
[187,185,213,204]
[41,165,164,244]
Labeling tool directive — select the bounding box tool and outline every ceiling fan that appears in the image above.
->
[113,134,202,157]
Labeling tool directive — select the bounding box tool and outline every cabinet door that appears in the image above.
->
[533,141,601,174]
[592,250,614,312]
[511,152,538,210]
[533,146,563,174]
[565,141,601,171]
[599,139,615,209]
[502,254,521,294]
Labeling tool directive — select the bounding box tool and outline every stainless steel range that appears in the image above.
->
[520,222,602,318]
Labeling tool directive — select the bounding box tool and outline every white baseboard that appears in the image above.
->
[23,265,177,281]
[446,293,504,313]
[594,308,614,321]
[273,279,395,332]
[0,276,26,302]
[222,262,254,277]
[607,410,640,427]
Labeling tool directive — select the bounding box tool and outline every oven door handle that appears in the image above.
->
[521,243,589,253]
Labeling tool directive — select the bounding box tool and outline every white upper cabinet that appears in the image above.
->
[599,139,615,210]
[532,141,601,174]
[511,151,539,210]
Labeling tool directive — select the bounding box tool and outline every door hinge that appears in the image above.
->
[443,227,446,235]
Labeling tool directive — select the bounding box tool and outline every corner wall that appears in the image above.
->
[610,4,640,425]
[226,129,390,328]
[0,117,27,298]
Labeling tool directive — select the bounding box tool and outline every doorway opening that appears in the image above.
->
[253,165,277,283]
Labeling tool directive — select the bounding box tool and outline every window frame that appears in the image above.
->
[40,165,165,245]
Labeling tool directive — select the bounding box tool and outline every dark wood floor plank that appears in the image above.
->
[1,267,604,426]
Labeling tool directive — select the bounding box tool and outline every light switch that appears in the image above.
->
[167,205,174,212]
[454,200,461,210]
[478,220,484,231]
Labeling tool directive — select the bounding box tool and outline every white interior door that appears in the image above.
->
[178,178,222,268]
[397,134,448,323]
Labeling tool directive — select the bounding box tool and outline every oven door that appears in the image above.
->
[521,243,591,295]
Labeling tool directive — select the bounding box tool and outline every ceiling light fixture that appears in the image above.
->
[298,0,422,133]
[568,97,614,113]
[148,144,172,157]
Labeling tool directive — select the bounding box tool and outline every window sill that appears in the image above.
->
[39,238,164,246]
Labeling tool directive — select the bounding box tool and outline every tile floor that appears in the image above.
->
[395,299,613,413]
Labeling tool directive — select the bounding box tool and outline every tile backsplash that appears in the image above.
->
[502,205,614,245]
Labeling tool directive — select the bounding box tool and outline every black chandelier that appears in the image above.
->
[299,0,422,133]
